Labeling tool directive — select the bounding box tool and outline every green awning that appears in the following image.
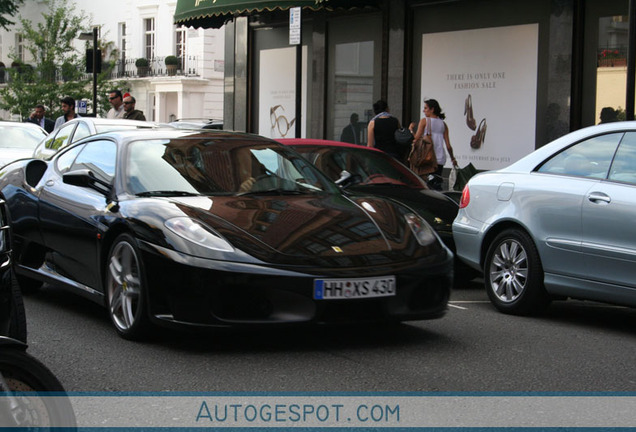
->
[174,0,377,28]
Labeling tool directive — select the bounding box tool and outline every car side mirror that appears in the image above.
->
[63,169,112,196]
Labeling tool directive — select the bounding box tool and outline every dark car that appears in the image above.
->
[0,197,26,343]
[3,129,452,340]
[278,138,477,285]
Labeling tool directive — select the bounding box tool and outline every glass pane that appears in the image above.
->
[71,140,117,182]
[609,132,636,184]
[538,133,622,178]
[72,122,91,142]
[596,15,629,124]
[327,14,382,144]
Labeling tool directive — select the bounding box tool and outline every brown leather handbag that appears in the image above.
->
[408,136,437,176]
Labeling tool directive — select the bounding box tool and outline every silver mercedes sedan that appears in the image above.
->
[453,121,636,315]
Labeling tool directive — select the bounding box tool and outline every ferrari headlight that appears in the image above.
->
[165,217,234,252]
[404,213,436,246]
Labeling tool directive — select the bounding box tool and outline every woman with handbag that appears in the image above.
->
[409,99,458,190]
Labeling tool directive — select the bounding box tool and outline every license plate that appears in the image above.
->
[313,276,396,300]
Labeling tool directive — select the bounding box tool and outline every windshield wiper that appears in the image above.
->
[236,188,305,196]
[135,190,200,197]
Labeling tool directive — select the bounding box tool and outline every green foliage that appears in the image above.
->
[616,106,626,122]
[135,58,149,67]
[0,0,91,119]
[165,55,179,66]
[0,0,24,30]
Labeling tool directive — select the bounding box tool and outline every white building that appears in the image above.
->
[0,0,224,122]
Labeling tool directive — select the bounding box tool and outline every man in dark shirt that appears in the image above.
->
[24,104,55,133]
[123,96,146,121]
[340,112,360,144]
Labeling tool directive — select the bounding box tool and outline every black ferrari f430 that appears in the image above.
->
[1,129,453,339]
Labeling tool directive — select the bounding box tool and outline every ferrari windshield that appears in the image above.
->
[126,138,337,196]
[292,145,427,189]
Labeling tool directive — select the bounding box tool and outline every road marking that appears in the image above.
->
[448,300,491,310]
[451,300,490,303]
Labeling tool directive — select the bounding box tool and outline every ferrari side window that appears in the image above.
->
[70,140,117,184]
[56,145,84,174]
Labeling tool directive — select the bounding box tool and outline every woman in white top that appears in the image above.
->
[411,99,458,188]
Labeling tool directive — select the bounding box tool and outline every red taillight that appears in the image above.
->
[458,185,470,209]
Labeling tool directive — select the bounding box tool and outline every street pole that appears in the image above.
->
[92,27,98,117]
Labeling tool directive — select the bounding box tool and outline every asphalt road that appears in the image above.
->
[23,281,636,393]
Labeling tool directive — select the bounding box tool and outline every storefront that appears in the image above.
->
[175,0,634,171]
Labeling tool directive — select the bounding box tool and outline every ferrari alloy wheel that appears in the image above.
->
[106,234,150,340]
[484,229,549,315]
[0,346,76,428]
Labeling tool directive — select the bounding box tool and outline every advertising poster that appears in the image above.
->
[421,24,538,171]
[258,46,307,139]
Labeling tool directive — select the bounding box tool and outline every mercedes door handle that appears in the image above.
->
[588,192,611,204]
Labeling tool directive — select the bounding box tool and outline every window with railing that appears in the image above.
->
[176,27,187,68]
[118,22,127,75]
[144,18,155,60]
[16,34,25,62]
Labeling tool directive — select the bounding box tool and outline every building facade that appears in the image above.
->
[176,0,632,172]
[0,0,225,122]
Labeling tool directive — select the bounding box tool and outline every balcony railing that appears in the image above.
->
[0,56,201,84]
[85,55,201,80]
[598,46,627,67]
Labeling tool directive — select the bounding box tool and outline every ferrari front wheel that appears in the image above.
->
[105,234,151,340]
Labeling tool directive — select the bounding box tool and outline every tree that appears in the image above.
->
[0,0,90,119]
[0,0,24,30]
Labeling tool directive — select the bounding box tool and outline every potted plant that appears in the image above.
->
[165,55,179,76]
[135,57,149,77]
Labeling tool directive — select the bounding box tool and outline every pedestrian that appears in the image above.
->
[599,107,619,124]
[107,89,125,119]
[123,96,146,121]
[340,112,361,144]
[410,99,458,190]
[367,100,404,160]
[24,104,55,133]
[53,97,80,129]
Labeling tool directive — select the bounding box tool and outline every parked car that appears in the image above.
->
[0,193,75,427]
[3,129,453,340]
[0,197,26,343]
[0,121,48,167]
[32,117,161,160]
[278,138,477,285]
[453,122,636,315]
[168,118,223,130]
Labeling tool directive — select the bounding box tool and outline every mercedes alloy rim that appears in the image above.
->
[489,239,528,303]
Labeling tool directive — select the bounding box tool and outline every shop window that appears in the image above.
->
[595,15,629,124]
[327,15,382,144]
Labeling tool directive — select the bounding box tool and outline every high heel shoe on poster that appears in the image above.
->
[470,118,487,149]
[464,94,476,130]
